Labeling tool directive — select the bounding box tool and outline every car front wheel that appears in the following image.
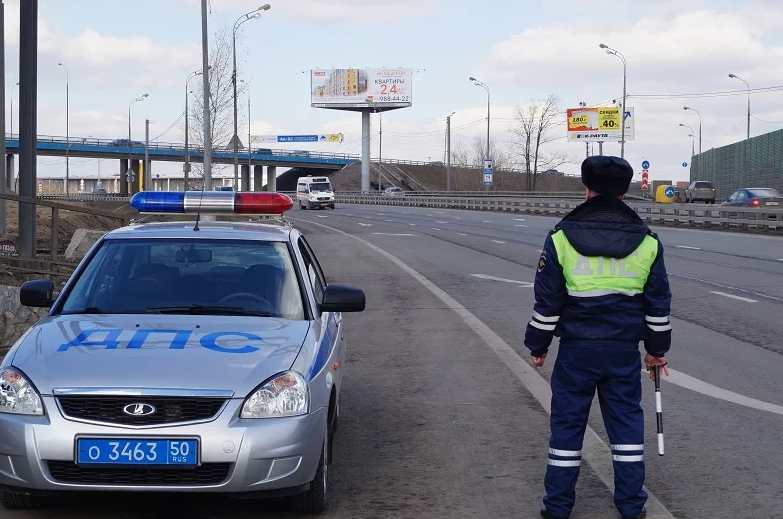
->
[0,487,47,510]
[290,428,329,513]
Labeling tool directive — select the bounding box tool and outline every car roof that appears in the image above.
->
[104,220,293,242]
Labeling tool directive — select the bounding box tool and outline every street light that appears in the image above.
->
[680,123,695,159]
[232,4,271,189]
[599,43,627,159]
[728,73,750,139]
[468,76,490,191]
[684,106,702,178]
[128,93,149,192]
[185,69,203,191]
[58,63,69,194]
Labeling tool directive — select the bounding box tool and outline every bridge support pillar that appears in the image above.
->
[129,160,141,195]
[6,155,14,193]
[241,164,250,191]
[253,165,264,191]
[267,166,276,192]
[120,159,129,195]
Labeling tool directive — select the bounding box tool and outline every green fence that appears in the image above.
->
[690,129,783,198]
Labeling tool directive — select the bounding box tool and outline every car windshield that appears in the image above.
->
[59,239,306,320]
[747,188,781,198]
[695,182,713,188]
[309,183,332,192]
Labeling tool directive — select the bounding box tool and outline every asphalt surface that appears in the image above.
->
[4,202,783,518]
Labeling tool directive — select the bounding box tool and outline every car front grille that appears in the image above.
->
[57,396,227,426]
[47,461,231,486]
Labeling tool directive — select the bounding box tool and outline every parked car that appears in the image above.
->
[685,181,716,203]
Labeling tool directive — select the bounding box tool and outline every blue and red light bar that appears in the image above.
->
[129,191,294,214]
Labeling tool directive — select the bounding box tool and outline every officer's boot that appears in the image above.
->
[540,506,569,519]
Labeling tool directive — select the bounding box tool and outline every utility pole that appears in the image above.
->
[378,110,383,192]
[0,0,7,234]
[18,0,38,258]
[144,119,150,191]
[201,0,213,191]
[248,97,252,186]
[446,114,452,192]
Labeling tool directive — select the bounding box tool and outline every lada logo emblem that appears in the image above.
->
[122,403,156,416]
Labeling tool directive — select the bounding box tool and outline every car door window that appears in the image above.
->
[736,191,747,203]
[298,237,326,308]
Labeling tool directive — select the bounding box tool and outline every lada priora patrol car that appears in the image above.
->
[0,191,365,513]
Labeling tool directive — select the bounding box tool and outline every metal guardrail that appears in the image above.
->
[335,194,783,234]
[34,192,783,234]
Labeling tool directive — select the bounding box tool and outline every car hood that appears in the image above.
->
[9,314,311,396]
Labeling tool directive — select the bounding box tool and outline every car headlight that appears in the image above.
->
[0,367,44,416]
[241,371,309,419]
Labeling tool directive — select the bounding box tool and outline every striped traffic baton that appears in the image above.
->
[654,365,664,456]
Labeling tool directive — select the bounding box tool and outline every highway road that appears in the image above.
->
[3,202,783,518]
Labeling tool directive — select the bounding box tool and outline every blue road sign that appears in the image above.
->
[483,158,494,173]
[483,173,493,186]
[277,135,319,143]
[682,162,688,167]
[664,186,675,198]
[642,160,650,169]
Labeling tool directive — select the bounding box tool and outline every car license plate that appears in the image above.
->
[767,202,779,206]
[77,438,198,466]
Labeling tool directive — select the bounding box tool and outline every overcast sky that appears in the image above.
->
[4,0,783,184]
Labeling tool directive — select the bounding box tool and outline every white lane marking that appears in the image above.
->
[483,220,492,223]
[710,291,758,303]
[516,224,529,227]
[409,223,416,226]
[676,245,701,250]
[673,272,783,304]
[315,215,328,218]
[385,219,393,222]
[471,273,534,288]
[372,233,418,236]
[777,259,783,262]
[458,233,468,236]
[436,221,447,224]
[378,213,385,216]
[645,369,783,416]
[435,211,444,214]
[456,217,462,220]
[432,228,441,231]
[492,240,506,244]
[358,223,372,227]
[514,218,526,221]
[295,217,674,519]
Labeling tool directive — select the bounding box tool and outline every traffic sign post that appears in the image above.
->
[641,166,649,193]
[483,158,493,186]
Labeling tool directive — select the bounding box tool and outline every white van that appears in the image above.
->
[296,176,335,210]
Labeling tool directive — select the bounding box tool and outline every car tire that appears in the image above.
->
[0,487,45,510]
[289,432,329,514]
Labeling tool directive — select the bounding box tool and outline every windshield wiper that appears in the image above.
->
[145,305,273,317]
[81,307,106,314]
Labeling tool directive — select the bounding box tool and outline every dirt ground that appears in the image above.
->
[0,200,138,286]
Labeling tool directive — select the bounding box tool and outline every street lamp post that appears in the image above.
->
[128,94,149,192]
[728,73,750,140]
[679,123,696,162]
[185,69,202,191]
[10,81,18,137]
[468,76,490,191]
[57,63,69,194]
[232,5,270,190]
[599,44,627,159]
[683,106,702,178]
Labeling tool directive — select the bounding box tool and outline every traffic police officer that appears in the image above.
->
[525,156,672,519]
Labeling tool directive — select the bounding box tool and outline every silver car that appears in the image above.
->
[0,192,365,513]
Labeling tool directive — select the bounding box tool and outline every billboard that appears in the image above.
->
[566,106,635,142]
[311,68,413,109]
[252,134,344,144]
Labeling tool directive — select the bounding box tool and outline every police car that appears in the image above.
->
[0,191,365,513]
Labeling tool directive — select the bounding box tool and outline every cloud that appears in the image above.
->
[173,0,439,21]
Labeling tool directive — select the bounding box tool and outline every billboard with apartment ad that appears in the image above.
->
[311,68,413,109]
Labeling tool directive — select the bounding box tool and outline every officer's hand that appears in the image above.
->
[531,353,547,368]
[645,354,669,379]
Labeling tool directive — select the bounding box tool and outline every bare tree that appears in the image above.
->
[511,95,570,191]
[186,23,250,179]
[452,136,514,170]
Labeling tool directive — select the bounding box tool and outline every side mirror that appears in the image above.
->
[20,279,55,308]
[319,284,366,313]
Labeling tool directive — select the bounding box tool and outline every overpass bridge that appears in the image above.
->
[4,134,358,194]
